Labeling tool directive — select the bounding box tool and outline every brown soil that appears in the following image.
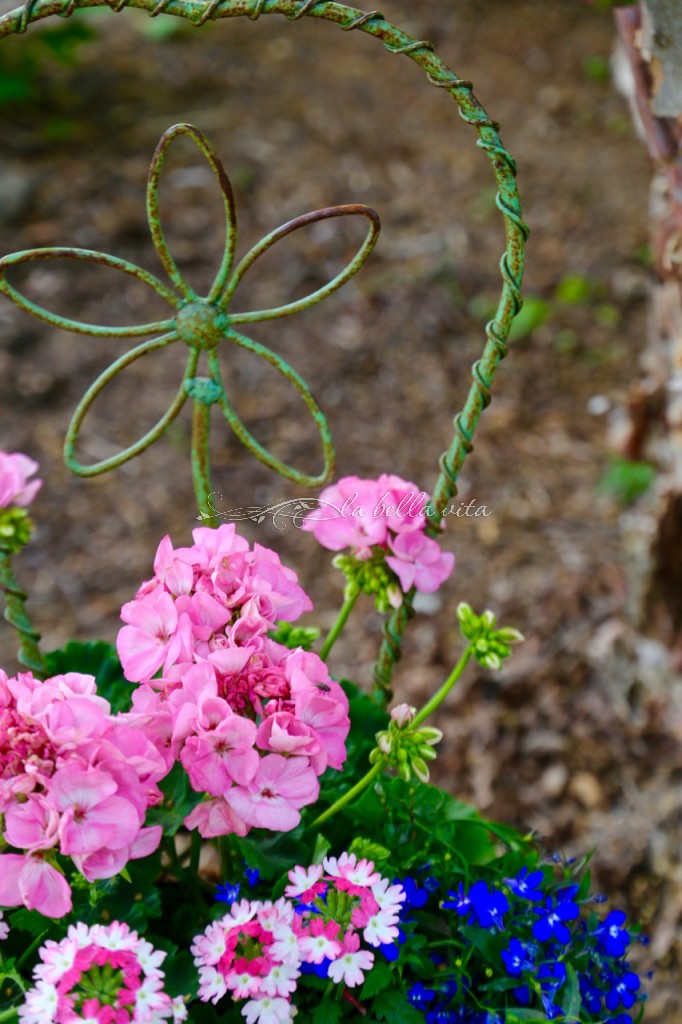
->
[1,0,679,1017]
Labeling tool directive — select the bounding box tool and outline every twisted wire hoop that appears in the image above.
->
[0,0,528,700]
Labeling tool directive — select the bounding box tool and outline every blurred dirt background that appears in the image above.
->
[1,0,680,1017]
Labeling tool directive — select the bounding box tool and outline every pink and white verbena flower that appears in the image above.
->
[193,858,404,1019]
[20,921,186,1024]
[117,525,350,838]
[0,450,41,509]
[0,669,165,918]
[191,897,301,1018]
[302,474,454,606]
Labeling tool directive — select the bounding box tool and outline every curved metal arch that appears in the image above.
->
[0,0,528,700]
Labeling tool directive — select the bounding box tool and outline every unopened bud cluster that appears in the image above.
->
[370,702,443,783]
[269,621,321,651]
[332,551,402,613]
[0,507,34,555]
[457,602,524,670]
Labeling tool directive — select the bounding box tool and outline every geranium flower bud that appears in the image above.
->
[390,704,416,728]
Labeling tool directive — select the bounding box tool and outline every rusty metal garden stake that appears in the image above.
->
[0,1,527,694]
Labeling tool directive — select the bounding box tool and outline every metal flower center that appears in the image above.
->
[176,300,228,350]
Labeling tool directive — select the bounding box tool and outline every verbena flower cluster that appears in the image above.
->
[19,921,186,1024]
[117,526,350,837]
[303,474,454,610]
[401,865,646,1024]
[0,669,165,918]
[192,853,405,1023]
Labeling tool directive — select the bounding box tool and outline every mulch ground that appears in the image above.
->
[1,0,679,1017]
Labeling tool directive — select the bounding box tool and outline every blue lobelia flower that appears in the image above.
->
[408,982,437,1008]
[442,882,471,917]
[300,957,331,979]
[532,894,579,944]
[512,984,531,1006]
[379,940,401,962]
[244,864,260,887]
[400,876,430,910]
[215,881,240,903]
[468,880,509,930]
[604,970,641,1012]
[501,937,536,977]
[578,973,604,1014]
[439,977,459,999]
[538,961,567,1020]
[538,961,567,989]
[504,866,545,902]
[593,909,631,957]
[425,1008,459,1024]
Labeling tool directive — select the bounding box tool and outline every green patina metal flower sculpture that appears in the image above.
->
[0,122,380,511]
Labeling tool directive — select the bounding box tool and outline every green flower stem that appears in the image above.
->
[0,546,45,677]
[16,932,47,971]
[412,645,473,729]
[217,835,233,880]
[0,1008,19,1023]
[191,400,216,527]
[309,758,385,829]
[189,830,202,875]
[163,836,182,876]
[319,587,359,662]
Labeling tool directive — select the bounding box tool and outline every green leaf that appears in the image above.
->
[562,964,582,1020]
[311,1002,343,1024]
[147,763,200,836]
[459,924,503,960]
[161,950,198,999]
[555,273,593,305]
[7,908,51,938]
[311,833,332,864]
[597,456,655,507]
[373,989,424,1024]
[506,1012,555,1023]
[508,296,549,342]
[349,837,391,863]
[360,961,394,999]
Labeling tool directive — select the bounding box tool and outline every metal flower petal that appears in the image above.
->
[205,331,334,487]
[147,122,239,303]
[0,122,381,500]
[64,334,193,476]
[0,247,178,335]
[220,203,381,322]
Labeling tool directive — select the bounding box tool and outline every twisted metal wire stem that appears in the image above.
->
[0,0,528,703]
[0,547,45,676]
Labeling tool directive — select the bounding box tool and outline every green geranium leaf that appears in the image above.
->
[360,961,394,999]
[7,907,50,938]
[148,763,201,836]
[311,1002,344,1024]
[349,837,391,863]
[373,988,425,1024]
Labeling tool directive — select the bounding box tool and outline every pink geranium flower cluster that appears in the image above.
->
[302,474,454,603]
[0,450,42,508]
[20,921,187,1024]
[117,526,350,837]
[0,670,166,919]
[192,854,405,1023]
